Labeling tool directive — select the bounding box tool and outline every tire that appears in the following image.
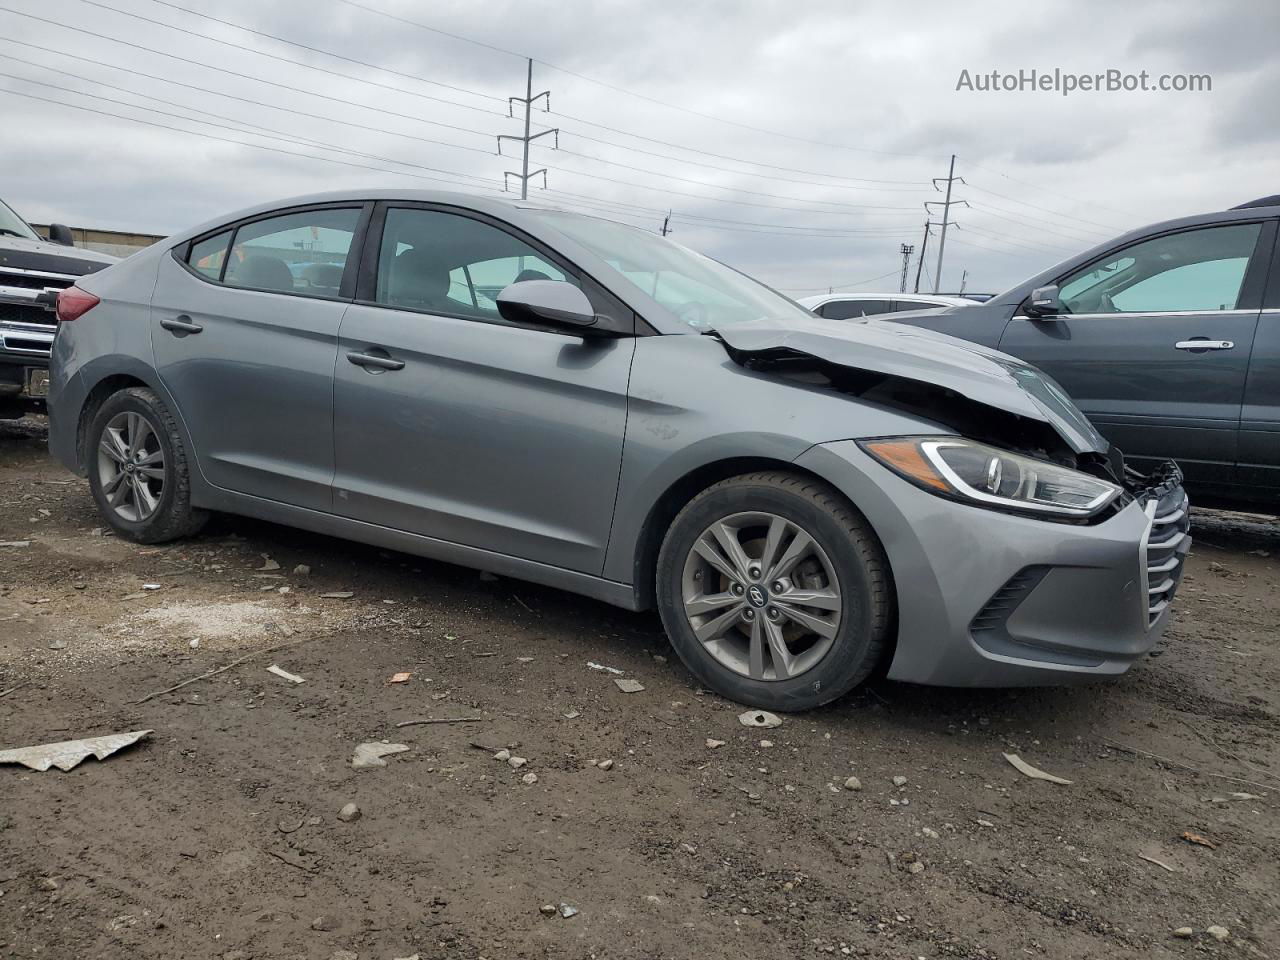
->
[87,386,207,544]
[656,471,892,712]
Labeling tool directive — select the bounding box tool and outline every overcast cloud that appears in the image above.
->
[1,0,1275,294]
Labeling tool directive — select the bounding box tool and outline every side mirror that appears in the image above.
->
[47,223,75,247]
[1026,284,1063,318]
[497,279,598,332]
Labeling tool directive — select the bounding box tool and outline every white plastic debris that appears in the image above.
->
[614,678,645,693]
[266,664,306,684]
[142,583,162,591]
[587,661,625,675]
[0,541,31,548]
[558,903,579,919]
[738,709,783,729]
[351,742,410,769]
[0,730,152,772]
[1003,752,1073,785]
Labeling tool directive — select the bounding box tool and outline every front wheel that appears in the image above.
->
[87,387,207,543]
[656,471,892,711]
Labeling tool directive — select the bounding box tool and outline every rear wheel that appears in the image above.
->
[656,471,892,711]
[88,387,207,543]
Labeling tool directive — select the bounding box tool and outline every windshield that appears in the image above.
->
[0,198,40,241]
[534,211,814,330]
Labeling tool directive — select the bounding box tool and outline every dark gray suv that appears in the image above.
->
[891,197,1280,509]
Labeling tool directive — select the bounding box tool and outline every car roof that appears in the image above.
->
[796,291,974,308]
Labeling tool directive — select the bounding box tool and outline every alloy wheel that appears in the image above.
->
[680,511,843,681]
[97,411,165,522]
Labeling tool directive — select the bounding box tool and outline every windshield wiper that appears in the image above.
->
[0,228,28,238]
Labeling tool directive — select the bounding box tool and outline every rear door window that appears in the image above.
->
[223,208,361,298]
[187,230,232,280]
[822,299,890,319]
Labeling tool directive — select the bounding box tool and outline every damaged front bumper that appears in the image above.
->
[796,442,1190,687]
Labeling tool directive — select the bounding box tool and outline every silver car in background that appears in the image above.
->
[46,190,1189,711]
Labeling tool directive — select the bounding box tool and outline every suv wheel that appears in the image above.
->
[88,387,207,543]
[656,471,892,711]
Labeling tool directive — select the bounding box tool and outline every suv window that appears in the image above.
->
[375,208,575,319]
[188,230,232,280]
[895,299,942,311]
[1057,223,1262,314]
[821,299,890,319]
[222,208,360,297]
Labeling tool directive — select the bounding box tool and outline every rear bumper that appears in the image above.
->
[796,442,1189,687]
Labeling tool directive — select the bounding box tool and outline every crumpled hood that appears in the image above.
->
[714,314,1108,455]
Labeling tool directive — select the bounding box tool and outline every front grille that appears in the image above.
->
[0,269,75,291]
[970,566,1050,638]
[0,301,54,325]
[1143,490,1190,625]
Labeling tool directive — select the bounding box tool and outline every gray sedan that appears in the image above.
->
[46,190,1189,710]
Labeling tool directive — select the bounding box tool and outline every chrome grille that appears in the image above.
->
[1143,490,1190,626]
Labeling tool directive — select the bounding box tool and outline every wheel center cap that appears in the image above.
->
[124,463,134,473]
[746,584,769,608]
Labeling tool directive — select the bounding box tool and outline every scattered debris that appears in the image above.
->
[493,749,511,761]
[310,916,338,931]
[892,775,908,787]
[0,540,31,548]
[907,861,925,874]
[1138,853,1178,873]
[395,717,482,727]
[921,827,939,839]
[558,903,579,919]
[135,637,313,704]
[596,759,614,771]
[293,564,311,576]
[1173,927,1194,939]
[706,738,726,749]
[1181,831,1218,849]
[508,756,528,769]
[258,556,281,571]
[738,710,782,729]
[319,591,354,599]
[521,772,538,784]
[277,818,303,834]
[759,740,774,748]
[0,682,30,699]
[1230,792,1263,801]
[142,583,162,591]
[1003,753,1073,785]
[1206,925,1230,942]
[844,776,863,791]
[351,742,410,770]
[563,710,581,720]
[48,638,66,650]
[539,904,557,917]
[266,664,306,684]
[388,672,412,684]
[614,678,645,693]
[0,730,152,772]
[337,803,362,822]
[587,661,624,675]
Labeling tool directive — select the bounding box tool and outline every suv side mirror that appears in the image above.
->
[497,279,599,332]
[1026,284,1063,318]
[47,223,75,247]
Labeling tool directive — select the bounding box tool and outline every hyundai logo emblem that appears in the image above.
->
[747,585,767,608]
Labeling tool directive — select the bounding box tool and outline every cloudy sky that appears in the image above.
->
[1,0,1275,295]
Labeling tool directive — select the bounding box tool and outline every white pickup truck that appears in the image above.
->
[1,197,116,417]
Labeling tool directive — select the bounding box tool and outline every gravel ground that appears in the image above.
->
[1,415,1277,960]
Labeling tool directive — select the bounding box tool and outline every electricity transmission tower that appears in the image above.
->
[660,210,672,236]
[926,154,967,294]
[913,220,940,293]
[497,58,558,199]
[898,243,915,292]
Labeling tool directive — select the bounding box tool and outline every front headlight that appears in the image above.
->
[859,437,1122,519]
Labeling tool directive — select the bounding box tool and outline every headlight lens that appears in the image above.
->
[860,437,1122,518]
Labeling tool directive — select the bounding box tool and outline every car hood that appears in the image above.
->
[0,235,117,274]
[713,314,1108,455]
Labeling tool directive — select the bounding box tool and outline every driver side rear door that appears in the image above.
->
[998,220,1276,485]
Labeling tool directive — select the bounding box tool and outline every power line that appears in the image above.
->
[954,222,1076,255]
[64,0,515,120]
[0,84,508,194]
[964,182,1123,232]
[0,11,510,145]
[136,0,506,104]
[776,268,901,294]
[331,0,941,162]
[958,156,1143,220]
[962,200,1112,243]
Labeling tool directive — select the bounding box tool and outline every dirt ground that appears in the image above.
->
[1,415,1276,960]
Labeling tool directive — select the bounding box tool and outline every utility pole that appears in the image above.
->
[660,210,672,236]
[927,154,967,294]
[913,220,933,293]
[898,243,915,292]
[959,269,968,295]
[497,58,558,198]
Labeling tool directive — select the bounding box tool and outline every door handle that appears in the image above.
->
[1174,339,1233,351]
[160,315,203,334]
[346,351,405,371]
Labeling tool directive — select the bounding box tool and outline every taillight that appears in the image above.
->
[55,285,100,322]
